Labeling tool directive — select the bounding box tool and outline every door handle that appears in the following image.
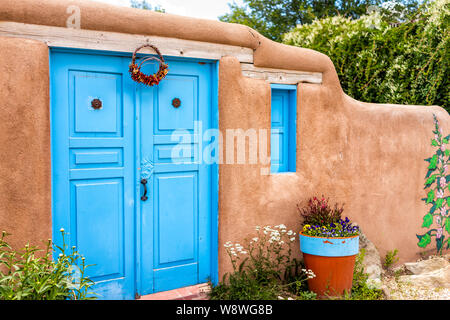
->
[140,178,148,201]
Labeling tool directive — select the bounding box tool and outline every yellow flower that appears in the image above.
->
[303,224,311,231]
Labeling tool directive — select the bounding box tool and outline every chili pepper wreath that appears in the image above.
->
[129,44,168,86]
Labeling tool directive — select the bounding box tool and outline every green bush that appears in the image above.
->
[283,0,449,112]
[346,249,383,300]
[383,249,400,269]
[0,230,96,300]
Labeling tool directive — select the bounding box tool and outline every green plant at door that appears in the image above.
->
[418,114,450,254]
[0,229,96,300]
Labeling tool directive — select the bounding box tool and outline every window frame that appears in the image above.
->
[270,83,297,173]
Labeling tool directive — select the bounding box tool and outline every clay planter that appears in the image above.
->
[299,231,359,298]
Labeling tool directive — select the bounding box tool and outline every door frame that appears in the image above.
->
[49,47,219,298]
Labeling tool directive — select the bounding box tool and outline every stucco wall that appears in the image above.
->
[217,56,449,276]
[0,36,51,250]
[0,0,448,276]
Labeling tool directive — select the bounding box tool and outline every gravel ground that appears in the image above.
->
[382,275,450,300]
[381,254,450,300]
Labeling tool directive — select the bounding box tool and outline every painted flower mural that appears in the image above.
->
[418,114,450,254]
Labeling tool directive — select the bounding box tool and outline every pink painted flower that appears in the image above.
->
[436,189,444,199]
[440,177,447,189]
[444,165,449,175]
[436,227,443,239]
[436,216,441,225]
[440,206,447,217]
[441,145,446,152]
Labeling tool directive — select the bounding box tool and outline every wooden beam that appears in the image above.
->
[240,62,322,84]
[0,22,254,62]
[0,22,322,84]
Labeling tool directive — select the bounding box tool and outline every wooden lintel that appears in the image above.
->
[0,22,254,63]
[240,62,322,85]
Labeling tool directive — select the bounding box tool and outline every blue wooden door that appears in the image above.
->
[51,50,215,299]
[51,52,136,299]
[137,59,214,295]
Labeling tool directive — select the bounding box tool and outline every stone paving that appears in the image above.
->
[138,283,210,300]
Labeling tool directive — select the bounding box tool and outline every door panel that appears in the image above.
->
[156,75,197,132]
[138,59,212,295]
[51,52,135,300]
[72,179,124,280]
[156,173,197,265]
[71,71,122,134]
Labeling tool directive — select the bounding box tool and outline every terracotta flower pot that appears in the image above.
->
[299,231,359,299]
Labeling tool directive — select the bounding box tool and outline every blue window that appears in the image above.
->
[270,84,297,173]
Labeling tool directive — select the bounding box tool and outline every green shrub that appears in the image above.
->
[283,0,449,112]
[0,230,96,300]
[346,249,383,300]
[383,249,400,269]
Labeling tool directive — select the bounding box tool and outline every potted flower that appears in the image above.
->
[297,197,359,298]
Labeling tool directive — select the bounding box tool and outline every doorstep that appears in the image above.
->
[137,283,210,300]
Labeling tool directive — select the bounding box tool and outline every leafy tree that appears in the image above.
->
[219,0,420,41]
[283,0,449,111]
[130,0,165,12]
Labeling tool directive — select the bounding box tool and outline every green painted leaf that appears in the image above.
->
[445,217,450,233]
[444,138,449,144]
[436,198,444,209]
[447,238,450,249]
[428,155,438,169]
[432,139,439,146]
[425,168,436,178]
[447,197,450,207]
[430,203,437,214]
[425,174,437,186]
[422,213,434,228]
[446,150,450,157]
[426,190,435,203]
[417,233,431,248]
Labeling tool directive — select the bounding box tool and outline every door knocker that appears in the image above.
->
[129,44,168,87]
[172,98,181,108]
[91,98,102,110]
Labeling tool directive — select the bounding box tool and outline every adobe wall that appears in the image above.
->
[0,0,448,276]
[0,36,51,250]
[218,56,449,277]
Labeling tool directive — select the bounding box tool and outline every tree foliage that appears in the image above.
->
[219,0,419,41]
[283,0,449,111]
[130,0,165,12]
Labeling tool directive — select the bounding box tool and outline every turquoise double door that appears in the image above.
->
[51,50,216,299]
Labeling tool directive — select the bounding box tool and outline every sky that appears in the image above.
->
[91,0,245,20]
